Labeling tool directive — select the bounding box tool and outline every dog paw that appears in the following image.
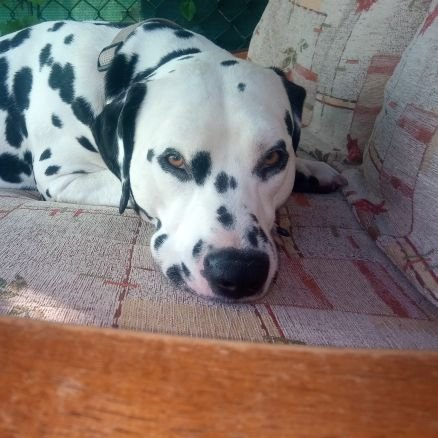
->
[294,158,348,194]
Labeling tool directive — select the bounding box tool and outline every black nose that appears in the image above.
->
[203,248,269,299]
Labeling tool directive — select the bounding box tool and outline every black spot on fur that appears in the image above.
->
[23,150,32,165]
[2,64,30,148]
[191,151,211,186]
[48,22,65,32]
[214,172,237,193]
[0,28,31,54]
[147,149,154,162]
[237,83,246,92]
[175,29,194,39]
[72,97,94,127]
[64,34,74,44]
[215,172,229,194]
[285,110,293,141]
[49,62,75,104]
[0,153,31,183]
[181,263,190,277]
[0,58,9,110]
[193,239,203,258]
[134,48,201,82]
[45,189,51,198]
[5,110,27,148]
[221,60,238,66]
[13,67,32,112]
[247,227,259,248]
[45,165,60,176]
[166,265,185,287]
[39,44,53,69]
[217,206,234,229]
[105,53,138,99]
[142,20,181,32]
[229,177,237,189]
[77,136,98,153]
[39,149,51,161]
[154,233,168,250]
[156,219,162,230]
[177,55,194,61]
[51,114,62,128]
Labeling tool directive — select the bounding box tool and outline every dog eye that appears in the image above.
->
[262,150,281,167]
[166,153,185,169]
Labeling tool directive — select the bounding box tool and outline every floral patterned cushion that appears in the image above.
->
[248,0,431,165]
[1,189,437,349]
[344,1,438,305]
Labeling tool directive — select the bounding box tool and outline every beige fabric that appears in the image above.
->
[248,0,431,165]
[1,189,437,349]
[344,0,438,305]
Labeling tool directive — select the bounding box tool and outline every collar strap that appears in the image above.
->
[97,19,180,72]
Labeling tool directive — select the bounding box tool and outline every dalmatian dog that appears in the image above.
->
[0,19,346,301]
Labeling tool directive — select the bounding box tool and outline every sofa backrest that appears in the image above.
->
[351,0,438,305]
[248,0,431,164]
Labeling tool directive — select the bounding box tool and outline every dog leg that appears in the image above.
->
[39,170,123,207]
[294,158,347,193]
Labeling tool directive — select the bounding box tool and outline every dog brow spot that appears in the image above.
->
[45,165,60,176]
[191,151,211,186]
[154,233,168,250]
[237,83,246,92]
[217,206,234,229]
[166,265,185,287]
[39,148,51,161]
[221,60,238,66]
[192,239,204,258]
[147,149,155,162]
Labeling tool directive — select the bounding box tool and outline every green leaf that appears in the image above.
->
[180,0,197,21]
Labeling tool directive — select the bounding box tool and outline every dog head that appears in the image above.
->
[93,35,305,301]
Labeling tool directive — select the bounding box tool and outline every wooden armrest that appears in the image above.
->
[1,317,437,437]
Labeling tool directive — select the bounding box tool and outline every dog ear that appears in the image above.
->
[270,67,306,152]
[92,82,147,214]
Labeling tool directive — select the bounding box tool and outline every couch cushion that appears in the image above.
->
[344,1,438,306]
[248,0,431,165]
[0,189,437,349]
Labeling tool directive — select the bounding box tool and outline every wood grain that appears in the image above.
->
[0,316,437,437]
